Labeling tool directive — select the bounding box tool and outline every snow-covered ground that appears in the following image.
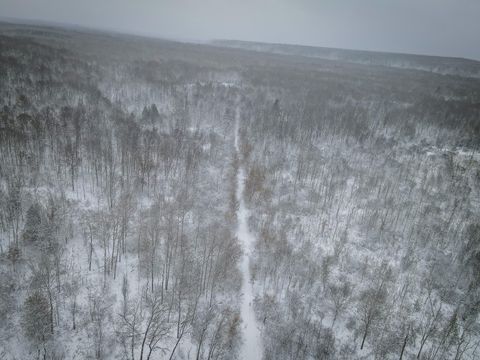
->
[235,110,263,360]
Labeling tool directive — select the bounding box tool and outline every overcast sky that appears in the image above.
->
[1,0,479,60]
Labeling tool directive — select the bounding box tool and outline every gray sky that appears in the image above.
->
[1,0,479,60]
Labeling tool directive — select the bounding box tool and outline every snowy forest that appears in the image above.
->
[1,21,480,360]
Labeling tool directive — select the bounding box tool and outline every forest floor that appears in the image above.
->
[235,109,264,360]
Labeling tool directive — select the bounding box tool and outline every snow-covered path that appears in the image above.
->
[235,111,264,360]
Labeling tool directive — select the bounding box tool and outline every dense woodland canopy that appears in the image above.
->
[0,22,480,359]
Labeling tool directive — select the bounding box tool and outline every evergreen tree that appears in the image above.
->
[22,291,52,343]
[23,203,43,243]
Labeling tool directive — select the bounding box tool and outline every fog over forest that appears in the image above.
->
[0,11,480,360]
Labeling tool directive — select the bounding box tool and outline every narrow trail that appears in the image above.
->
[235,109,264,360]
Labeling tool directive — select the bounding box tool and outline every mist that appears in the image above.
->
[1,2,480,360]
[1,0,480,59]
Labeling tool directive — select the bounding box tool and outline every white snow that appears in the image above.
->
[235,109,264,360]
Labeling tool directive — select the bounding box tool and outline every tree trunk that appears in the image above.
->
[360,322,370,350]
[399,331,409,360]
